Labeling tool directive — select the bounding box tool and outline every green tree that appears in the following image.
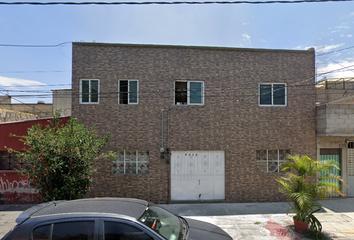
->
[9,111,110,201]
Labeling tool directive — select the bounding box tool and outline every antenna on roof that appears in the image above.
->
[46,194,57,206]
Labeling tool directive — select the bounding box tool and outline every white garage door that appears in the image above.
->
[171,151,225,201]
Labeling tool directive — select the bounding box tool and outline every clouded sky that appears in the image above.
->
[0,0,354,103]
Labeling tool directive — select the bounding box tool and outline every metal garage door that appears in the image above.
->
[171,151,225,201]
[320,149,341,197]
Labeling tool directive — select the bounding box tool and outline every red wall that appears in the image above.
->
[0,170,39,204]
[0,117,70,151]
[0,117,70,204]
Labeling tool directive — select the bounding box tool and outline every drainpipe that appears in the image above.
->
[167,109,170,152]
[161,109,165,153]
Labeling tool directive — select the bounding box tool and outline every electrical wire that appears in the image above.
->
[0,0,353,5]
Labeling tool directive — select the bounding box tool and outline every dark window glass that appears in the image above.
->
[82,80,90,103]
[273,84,285,105]
[104,221,153,240]
[129,81,138,103]
[33,224,51,240]
[175,82,187,105]
[190,82,203,104]
[2,225,28,240]
[119,80,128,104]
[259,84,272,105]
[91,80,99,103]
[52,221,94,240]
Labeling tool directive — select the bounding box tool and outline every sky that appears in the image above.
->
[0,0,354,104]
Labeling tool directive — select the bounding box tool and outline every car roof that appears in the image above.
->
[17,198,148,224]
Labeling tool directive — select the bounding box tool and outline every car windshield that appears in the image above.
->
[138,204,183,240]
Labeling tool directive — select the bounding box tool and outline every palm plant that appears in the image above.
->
[277,155,347,233]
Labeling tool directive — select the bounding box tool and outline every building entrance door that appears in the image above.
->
[171,151,225,201]
[320,149,341,197]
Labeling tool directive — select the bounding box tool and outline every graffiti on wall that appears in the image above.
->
[0,172,38,204]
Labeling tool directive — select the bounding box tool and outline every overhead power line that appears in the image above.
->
[0,0,353,5]
[0,42,71,47]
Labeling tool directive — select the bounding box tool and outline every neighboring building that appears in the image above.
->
[0,109,37,123]
[0,117,70,204]
[72,42,316,204]
[316,77,354,197]
[0,96,53,120]
[52,89,72,117]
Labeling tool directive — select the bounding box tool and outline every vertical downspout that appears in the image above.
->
[167,109,171,204]
[161,109,164,152]
[167,109,170,151]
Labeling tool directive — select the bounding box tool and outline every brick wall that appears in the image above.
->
[72,43,316,203]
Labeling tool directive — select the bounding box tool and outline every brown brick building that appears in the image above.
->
[72,43,316,204]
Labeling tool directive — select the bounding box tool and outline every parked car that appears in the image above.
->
[1,197,232,240]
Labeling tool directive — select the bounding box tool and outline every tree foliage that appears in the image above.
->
[9,111,110,202]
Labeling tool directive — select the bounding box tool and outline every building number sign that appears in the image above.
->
[185,153,197,157]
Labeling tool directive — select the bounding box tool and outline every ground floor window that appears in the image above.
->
[112,150,149,175]
[0,151,28,170]
[256,150,290,173]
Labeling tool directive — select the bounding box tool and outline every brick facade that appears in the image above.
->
[72,43,316,204]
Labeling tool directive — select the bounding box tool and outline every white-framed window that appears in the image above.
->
[259,83,286,106]
[256,150,290,173]
[175,80,204,105]
[111,150,149,175]
[118,80,139,104]
[80,79,99,104]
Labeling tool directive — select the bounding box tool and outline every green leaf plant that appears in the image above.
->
[7,110,110,202]
[277,155,347,235]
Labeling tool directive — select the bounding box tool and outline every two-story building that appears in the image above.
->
[72,43,316,203]
[316,77,354,197]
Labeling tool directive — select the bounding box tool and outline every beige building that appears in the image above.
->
[52,89,72,117]
[0,95,52,122]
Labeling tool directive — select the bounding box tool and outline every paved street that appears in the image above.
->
[1,198,354,240]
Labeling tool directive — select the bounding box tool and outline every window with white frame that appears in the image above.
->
[80,79,99,104]
[112,150,149,174]
[259,83,286,106]
[256,150,290,173]
[118,80,139,104]
[175,81,204,105]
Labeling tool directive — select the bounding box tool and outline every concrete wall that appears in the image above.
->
[72,43,316,204]
[317,104,354,136]
[0,103,52,119]
[52,89,72,117]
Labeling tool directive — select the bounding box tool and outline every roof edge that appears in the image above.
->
[72,42,315,54]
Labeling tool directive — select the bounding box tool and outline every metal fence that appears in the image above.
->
[0,152,29,170]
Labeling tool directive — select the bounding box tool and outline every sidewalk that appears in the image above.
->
[1,199,353,240]
[159,198,354,240]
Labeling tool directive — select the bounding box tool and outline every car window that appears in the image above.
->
[52,221,95,240]
[33,224,50,240]
[104,221,153,240]
[33,221,95,240]
[1,225,28,240]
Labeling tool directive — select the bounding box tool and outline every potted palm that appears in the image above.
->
[277,155,347,234]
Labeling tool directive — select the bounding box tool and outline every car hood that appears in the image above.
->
[185,218,232,240]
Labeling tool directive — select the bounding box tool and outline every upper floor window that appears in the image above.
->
[80,79,99,104]
[118,80,139,104]
[259,83,286,106]
[175,81,204,105]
